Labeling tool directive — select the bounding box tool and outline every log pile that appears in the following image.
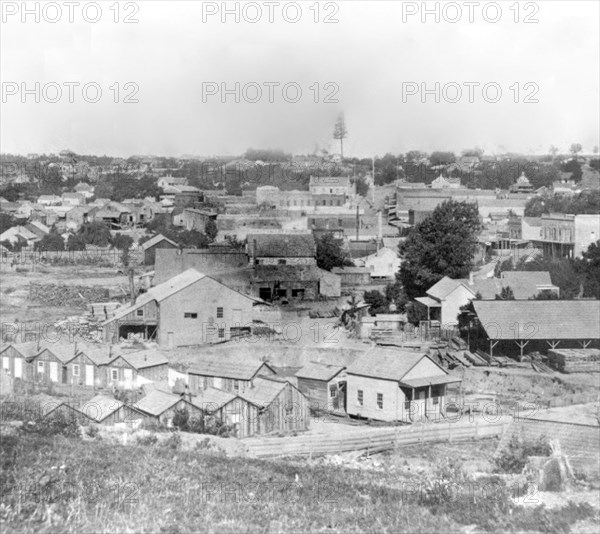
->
[547,348,600,373]
[29,283,110,307]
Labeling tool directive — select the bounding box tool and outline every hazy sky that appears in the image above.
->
[1,0,599,157]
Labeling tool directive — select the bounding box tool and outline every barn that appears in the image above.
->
[140,234,178,265]
[187,352,276,395]
[344,348,462,423]
[294,362,346,412]
[102,269,264,347]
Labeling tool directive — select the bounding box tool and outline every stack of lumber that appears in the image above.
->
[463,350,488,366]
[547,349,600,373]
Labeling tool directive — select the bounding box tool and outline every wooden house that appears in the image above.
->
[134,389,204,426]
[295,362,346,412]
[344,348,461,423]
[104,349,169,390]
[187,351,276,395]
[0,342,40,380]
[240,376,310,435]
[140,234,178,265]
[78,395,145,425]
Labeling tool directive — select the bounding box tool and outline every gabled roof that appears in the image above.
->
[426,276,475,301]
[346,348,440,382]
[79,395,125,423]
[188,353,275,381]
[295,361,345,382]
[239,376,291,407]
[115,349,169,370]
[473,300,600,340]
[140,234,178,251]
[102,269,206,324]
[190,387,240,412]
[134,389,182,416]
[0,341,41,359]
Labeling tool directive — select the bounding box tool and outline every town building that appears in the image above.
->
[140,234,178,265]
[295,362,346,412]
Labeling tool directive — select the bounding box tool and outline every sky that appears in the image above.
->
[1,0,599,158]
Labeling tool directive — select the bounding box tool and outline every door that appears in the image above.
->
[49,362,58,382]
[14,358,22,378]
[85,365,94,386]
[124,368,133,389]
[62,366,68,384]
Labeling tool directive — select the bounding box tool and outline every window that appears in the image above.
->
[338,219,343,227]
[377,393,384,409]
[233,380,239,393]
[216,307,224,318]
[278,259,287,265]
[136,309,144,317]
[111,369,118,381]
[184,312,198,319]
[72,364,80,376]
[433,396,439,405]
[38,361,44,372]
[357,390,363,406]
[329,385,337,398]
[218,328,225,339]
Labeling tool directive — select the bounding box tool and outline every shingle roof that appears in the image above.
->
[79,395,124,422]
[0,342,42,359]
[295,362,345,381]
[188,353,274,381]
[140,234,178,251]
[473,300,600,340]
[309,176,351,187]
[248,233,316,258]
[116,349,169,370]
[346,348,438,382]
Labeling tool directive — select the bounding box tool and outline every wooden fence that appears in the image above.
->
[244,420,508,458]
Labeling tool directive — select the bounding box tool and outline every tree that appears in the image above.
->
[112,233,134,251]
[363,290,388,316]
[576,240,600,299]
[66,233,86,251]
[494,257,513,278]
[35,232,64,252]
[332,113,348,159]
[549,145,559,159]
[398,201,481,300]
[354,176,369,197]
[495,286,515,300]
[0,213,17,234]
[316,233,352,271]
[569,143,583,158]
[429,151,456,166]
[78,221,112,247]
[461,147,484,158]
[561,159,583,182]
[205,218,218,241]
[533,290,560,300]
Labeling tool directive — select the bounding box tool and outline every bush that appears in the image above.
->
[163,432,182,450]
[494,434,552,474]
[85,424,100,439]
[136,433,158,446]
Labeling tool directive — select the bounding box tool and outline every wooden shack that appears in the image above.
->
[295,362,345,412]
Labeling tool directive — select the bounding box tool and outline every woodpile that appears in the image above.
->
[29,283,110,307]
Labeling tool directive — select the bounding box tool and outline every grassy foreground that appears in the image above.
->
[0,432,596,534]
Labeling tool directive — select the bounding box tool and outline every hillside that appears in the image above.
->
[1,432,595,534]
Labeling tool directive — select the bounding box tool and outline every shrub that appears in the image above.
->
[494,434,552,474]
[85,424,100,438]
[136,433,158,446]
[163,432,182,450]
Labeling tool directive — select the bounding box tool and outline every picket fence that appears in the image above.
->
[244,420,508,458]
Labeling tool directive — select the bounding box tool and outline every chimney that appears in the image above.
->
[185,384,192,403]
[109,345,113,358]
[377,211,383,250]
[144,353,147,361]
[468,271,474,285]
[74,342,78,356]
